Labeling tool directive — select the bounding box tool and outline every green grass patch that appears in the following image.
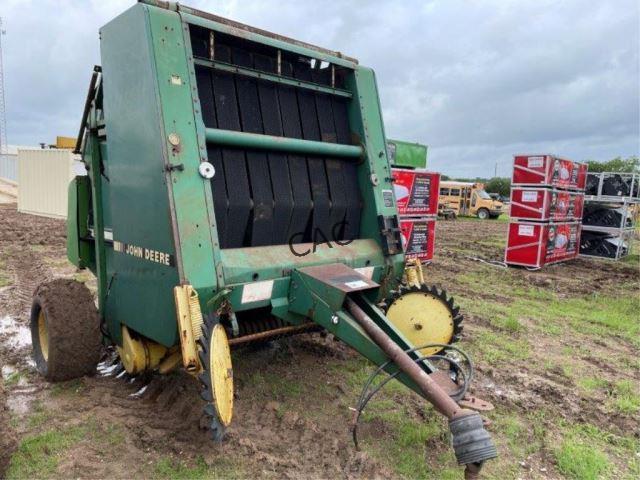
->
[556,439,609,480]
[6,426,85,479]
[459,277,639,346]
[3,370,24,387]
[27,401,53,428]
[470,330,531,363]
[246,370,305,400]
[0,258,10,287]
[155,455,239,480]
[554,423,640,479]
[610,380,640,415]
[578,376,609,392]
[50,378,85,397]
[361,404,449,478]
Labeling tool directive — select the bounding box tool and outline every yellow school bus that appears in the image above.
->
[439,181,504,219]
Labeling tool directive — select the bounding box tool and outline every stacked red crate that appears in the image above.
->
[391,168,440,262]
[506,155,586,268]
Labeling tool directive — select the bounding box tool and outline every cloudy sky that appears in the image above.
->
[2,0,638,177]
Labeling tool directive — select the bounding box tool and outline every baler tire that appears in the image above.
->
[30,279,102,382]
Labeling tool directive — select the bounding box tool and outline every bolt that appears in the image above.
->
[168,133,180,146]
[331,315,339,325]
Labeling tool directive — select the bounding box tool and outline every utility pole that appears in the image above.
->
[494,161,497,178]
[0,18,7,155]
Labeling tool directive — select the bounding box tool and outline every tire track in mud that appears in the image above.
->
[0,204,388,478]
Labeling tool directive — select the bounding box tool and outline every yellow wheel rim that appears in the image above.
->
[209,324,233,426]
[38,309,49,362]
[386,292,454,357]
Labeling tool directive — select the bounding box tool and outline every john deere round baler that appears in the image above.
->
[30,1,496,476]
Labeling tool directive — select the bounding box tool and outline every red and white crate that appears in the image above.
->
[392,168,440,216]
[504,221,581,268]
[510,187,584,222]
[512,154,587,190]
[400,217,436,262]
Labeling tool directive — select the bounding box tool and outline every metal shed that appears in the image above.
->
[17,148,83,218]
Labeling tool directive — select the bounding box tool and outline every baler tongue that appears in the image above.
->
[289,263,497,476]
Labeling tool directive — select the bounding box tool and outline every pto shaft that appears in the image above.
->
[344,297,497,471]
[345,297,462,418]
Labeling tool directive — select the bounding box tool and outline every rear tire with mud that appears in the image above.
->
[30,279,102,382]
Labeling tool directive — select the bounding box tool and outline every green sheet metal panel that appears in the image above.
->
[100,4,181,347]
[345,67,405,294]
[94,2,409,346]
[66,176,94,269]
[387,139,428,169]
[147,7,219,300]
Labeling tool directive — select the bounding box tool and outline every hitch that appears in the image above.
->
[344,298,497,472]
[288,264,497,475]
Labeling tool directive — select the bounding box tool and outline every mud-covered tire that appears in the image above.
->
[30,279,102,382]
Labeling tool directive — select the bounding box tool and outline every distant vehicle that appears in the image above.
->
[439,181,504,219]
[488,192,509,203]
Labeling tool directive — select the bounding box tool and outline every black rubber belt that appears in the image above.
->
[253,53,295,246]
[232,46,274,247]
[211,45,252,248]
[279,60,313,243]
[293,60,332,241]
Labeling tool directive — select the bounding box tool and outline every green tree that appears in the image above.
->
[485,177,511,197]
[585,156,639,173]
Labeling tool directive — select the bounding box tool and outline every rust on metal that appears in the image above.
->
[345,297,469,420]
[429,370,494,411]
[459,395,494,412]
[176,3,359,64]
[228,323,318,346]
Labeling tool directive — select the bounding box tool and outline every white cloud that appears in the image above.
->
[1,0,638,177]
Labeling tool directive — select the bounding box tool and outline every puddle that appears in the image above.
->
[6,388,37,415]
[2,364,16,379]
[0,315,31,348]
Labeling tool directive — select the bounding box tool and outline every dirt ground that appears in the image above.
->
[0,203,638,479]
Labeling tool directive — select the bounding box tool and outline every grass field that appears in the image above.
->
[1,208,639,479]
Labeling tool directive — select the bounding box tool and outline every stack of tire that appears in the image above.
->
[580,172,639,260]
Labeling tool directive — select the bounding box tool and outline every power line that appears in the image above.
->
[0,18,7,155]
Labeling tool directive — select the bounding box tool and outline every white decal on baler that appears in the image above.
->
[241,280,274,304]
[113,240,174,266]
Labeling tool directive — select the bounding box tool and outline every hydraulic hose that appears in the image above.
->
[344,297,497,473]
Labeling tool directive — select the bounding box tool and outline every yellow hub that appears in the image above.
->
[38,309,49,362]
[209,324,233,426]
[386,291,454,356]
[117,326,167,375]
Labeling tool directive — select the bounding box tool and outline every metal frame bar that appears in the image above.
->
[174,8,357,69]
[205,128,363,158]
[193,58,352,99]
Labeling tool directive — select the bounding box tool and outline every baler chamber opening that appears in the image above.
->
[189,25,363,250]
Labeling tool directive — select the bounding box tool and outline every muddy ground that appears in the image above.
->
[0,203,638,479]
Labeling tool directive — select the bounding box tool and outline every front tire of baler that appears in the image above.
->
[30,279,102,382]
